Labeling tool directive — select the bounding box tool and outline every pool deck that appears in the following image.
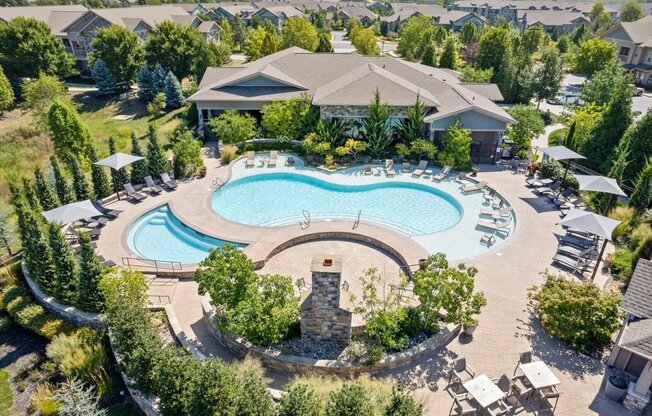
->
[95,140,625,416]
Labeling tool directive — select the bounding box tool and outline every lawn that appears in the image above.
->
[0,92,190,202]
[547,127,568,147]
[0,370,12,416]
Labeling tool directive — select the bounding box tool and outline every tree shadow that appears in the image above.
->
[519,197,561,214]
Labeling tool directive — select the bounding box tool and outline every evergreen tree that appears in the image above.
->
[91,58,116,95]
[76,232,105,312]
[137,65,154,101]
[564,121,577,151]
[594,141,630,214]
[33,167,58,210]
[129,132,148,184]
[69,155,91,201]
[0,65,15,115]
[14,202,56,292]
[622,109,652,186]
[532,46,564,108]
[50,155,74,205]
[88,146,112,199]
[47,222,78,304]
[146,125,168,176]
[398,95,426,143]
[439,37,459,70]
[21,178,42,212]
[108,137,130,188]
[460,22,479,46]
[630,157,652,215]
[151,63,167,96]
[420,42,437,67]
[316,32,334,53]
[362,89,392,157]
[47,100,92,159]
[163,71,185,108]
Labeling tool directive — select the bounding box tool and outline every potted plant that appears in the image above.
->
[605,374,628,402]
[199,166,207,178]
[463,318,478,336]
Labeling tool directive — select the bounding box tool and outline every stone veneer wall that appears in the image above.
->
[320,105,409,119]
[201,298,460,376]
[624,383,651,415]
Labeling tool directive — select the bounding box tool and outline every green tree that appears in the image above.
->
[108,137,129,188]
[69,155,91,201]
[439,37,459,69]
[196,246,256,310]
[15,201,55,291]
[460,21,480,46]
[187,360,237,416]
[630,157,652,214]
[620,0,644,22]
[163,71,185,108]
[54,379,105,416]
[521,27,544,55]
[397,15,436,61]
[88,146,112,199]
[21,74,69,128]
[420,42,437,67]
[532,46,564,108]
[91,59,116,95]
[326,383,373,416]
[384,386,423,416]
[261,30,280,57]
[281,17,319,51]
[153,349,200,415]
[413,253,486,328]
[34,167,58,210]
[477,27,513,96]
[233,358,275,416]
[207,109,257,144]
[89,25,144,85]
[564,121,577,151]
[145,125,168,176]
[570,38,617,75]
[50,155,74,205]
[173,136,204,178]
[459,67,493,83]
[0,17,75,78]
[317,31,334,53]
[47,100,92,159]
[261,93,316,139]
[47,222,78,304]
[589,2,605,21]
[0,204,16,256]
[621,109,652,185]
[231,15,247,50]
[244,26,278,61]
[398,95,425,143]
[346,18,363,41]
[580,59,630,106]
[352,28,379,55]
[0,66,14,114]
[145,21,203,80]
[192,38,232,81]
[557,35,570,53]
[438,118,472,170]
[593,141,629,214]
[76,232,105,312]
[278,383,321,416]
[506,105,545,153]
[129,132,148,184]
[21,177,42,212]
[362,89,392,156]
[151,63,167,97]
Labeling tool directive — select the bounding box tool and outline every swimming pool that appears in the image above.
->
[126,205,245,264]
[211,173,463,235]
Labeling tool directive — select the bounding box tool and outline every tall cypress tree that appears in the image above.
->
[76,232,105,312]
[146,125,168,176]
[88,146,112,199]
[47,222,78,304]
[564,121,577,151]
[50,155,74,204]
[630,157,652,215]
[69,155,91,201]
[15,202,56,292]
[595,142,630,215]
[129,132,148,184]
[21,178,42,212]
[108,137,130,188]
[152,63,167,96]
[33,166,58,210]
[163,71,185,108]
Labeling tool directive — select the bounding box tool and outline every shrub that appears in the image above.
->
[242,141,303,154]
[220,145,238,164]
[147,92,167,118]
[326,383,374,416]
[232,357,275,416]
[278,383,321,416]
[547,128,568,147]
[0,370,12,415]
[0,316,10,332]
[208,109,257,144]
[610,249,635,282]
[173,136,204,178]
[539,160,579,189]
[384,386,423,416]
[529,273,622,354]
[30,383,61,416]
[54,378,106,416]
[610,206,635,238]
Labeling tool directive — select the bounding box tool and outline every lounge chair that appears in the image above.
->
[160,172,178,190]
[449,358,475,383]
[526,178,553,188]
[362,165,372,175]
[547,187,573,201]
[144,176,163,194]
[268,150,278,167]
[286,156,295,166]
[564,227,597,239]
[476,218,512,234]
[479,206,512,217]
[535,181,561,195]
[433,165,451,181]
[412,160,428,177]
[246,151,255,168]
[92,201,121,219]
[402,162,411,173]
[454,173,468,184]
[558,196,585,210]
[124,183,147,201]
[462,181,487,193]
[67,226,100,243]
[385,159,396,177]
[83,216,108,226]
[560,234,596,249]
[557,244,598,259]
[553,252,592,271]
[97,255,117,268]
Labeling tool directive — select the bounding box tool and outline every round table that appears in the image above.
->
[86,222,99,229]
[424,169,433,178]
[483,194,494,205]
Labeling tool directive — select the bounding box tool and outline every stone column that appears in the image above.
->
[624,360,652,415]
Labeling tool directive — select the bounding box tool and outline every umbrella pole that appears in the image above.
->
[112,169,120,201]
[559,160,571,195]
[591,239,608,281]
[605,193,615,216]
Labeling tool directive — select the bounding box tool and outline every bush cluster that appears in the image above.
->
[242,141,304,154]
[539,159,579,189]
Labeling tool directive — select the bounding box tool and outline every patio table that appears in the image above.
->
[519,361,560,390]
[463,374,505,409]
[424,169,432,178]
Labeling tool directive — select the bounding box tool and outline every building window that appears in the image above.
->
[619,46,631,56]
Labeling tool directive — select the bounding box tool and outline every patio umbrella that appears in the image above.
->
[93,153,144,200]
[574,174,627,214]
[539,146,586,194]
[559,209,621,281]
[42,200,104,224]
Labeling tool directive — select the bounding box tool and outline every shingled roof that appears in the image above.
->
[620,318,652,360]
[621,259,652,318]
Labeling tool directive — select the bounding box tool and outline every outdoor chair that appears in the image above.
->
[560,234,597,249]
[246,151,255,168]
[525,178,553,188]
[362,165,372,175]
[557,244,598,260]
[144,176,163,194]
[286,156,295,166]
[454,172,468,184]
[479,206,512,218]
[83,216,108,226]
[269,150,278,167]
[552,252,592,272]
[462,181,488,194]
[538,385,562,411]
[124,183,147,201]
[449,358,475,384]
[559,196,585,210]
[433,165,451,181]
[547,187,574,202]
[494,374,520,409]
[92,201,121,219]
[476,218,512,235]
[451,395,478,416]
[385,159,396,177]
[486,400,509,416]
[402,162,411,173]
[565,227,597,240]
[534,181,561,195]
[510,374,534,399]
[513,351,533,375]
[160,172,178,190]
[412,160,428,177]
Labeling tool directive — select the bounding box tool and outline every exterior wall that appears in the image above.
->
[428,110,508,132]
[604,27,637,64]
[255,10,282,28]
[320,105,409,119]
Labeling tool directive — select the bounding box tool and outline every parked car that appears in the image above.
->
[632,85,645,96]
[546,92,580,105]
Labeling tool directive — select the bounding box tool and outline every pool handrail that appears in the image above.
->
[122,257,183,275]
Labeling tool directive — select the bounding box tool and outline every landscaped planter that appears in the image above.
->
[605,375,628,402]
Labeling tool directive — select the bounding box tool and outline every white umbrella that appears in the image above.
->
[540,146,586,195]
[42,200,104,224]
[574,175,626,197]
[559,209,622,280]
[93,153,145,200]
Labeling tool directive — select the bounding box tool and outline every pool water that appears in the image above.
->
[127,205,245,264]
[211,173,463,235]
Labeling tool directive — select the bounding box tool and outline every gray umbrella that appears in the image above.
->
[540,146,586,195]
[559,209,621,280]
[93,153,145,200]
[574,174,627,214]
[42,200,103,224]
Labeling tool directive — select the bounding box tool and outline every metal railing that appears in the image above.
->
[211,177,224,189]
[568,161,634,194]
[122,257,182,275]
[300,209,311,230]
[352,210,362,230]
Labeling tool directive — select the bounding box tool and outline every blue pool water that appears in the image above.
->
[211,173,463,235]
[127,205,245,264]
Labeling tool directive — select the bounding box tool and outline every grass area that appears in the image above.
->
[0,370,13,416]
[0,92,190,201]
[547,127,568,147]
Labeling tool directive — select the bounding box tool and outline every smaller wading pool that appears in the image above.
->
[126,205,245,264]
